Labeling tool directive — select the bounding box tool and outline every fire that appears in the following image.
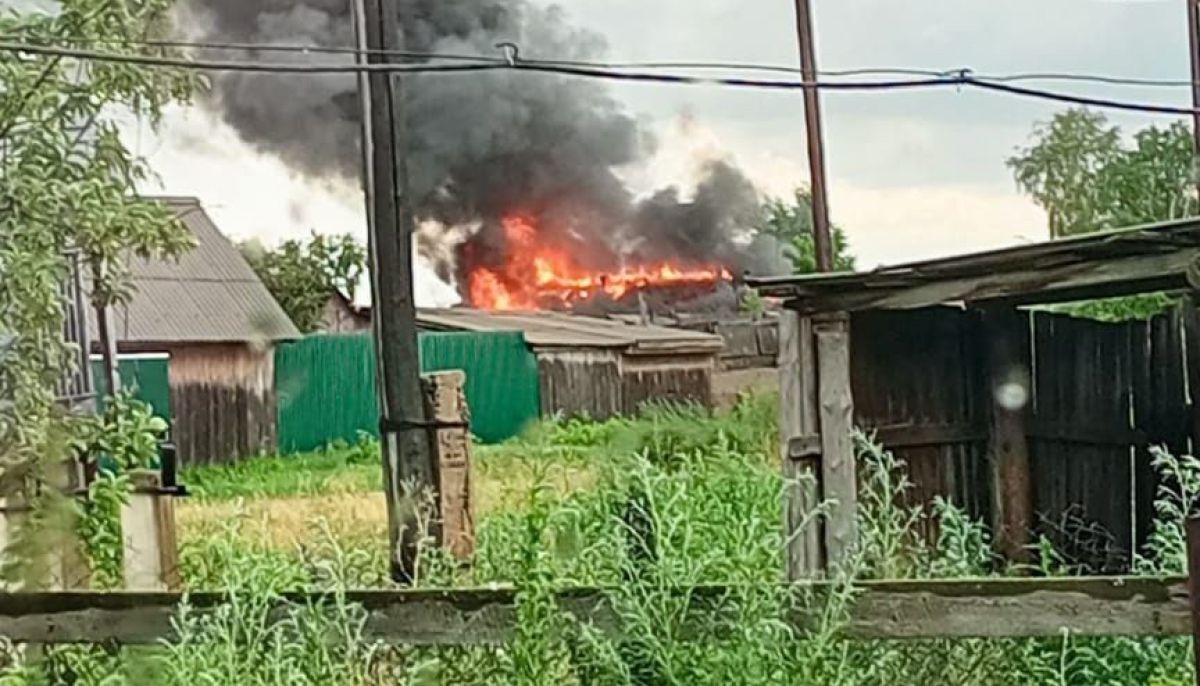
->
[466,215,732,311]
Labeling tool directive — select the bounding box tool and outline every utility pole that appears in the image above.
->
[353,0,439,585]
[793,0,835,272]
[1188,0,1200,204]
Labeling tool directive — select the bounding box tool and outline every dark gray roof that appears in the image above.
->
[749,218,1200,314]
[91,197,300,345]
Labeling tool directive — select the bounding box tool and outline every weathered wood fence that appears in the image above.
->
[850,306,1194,571]
[0,576,1190,645]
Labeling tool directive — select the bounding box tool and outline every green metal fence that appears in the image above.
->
[275,331,540,453]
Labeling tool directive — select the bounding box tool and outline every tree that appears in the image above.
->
[1008,108,1197,238]
[242,232,367,333]
[756,188,855,274]
[0,0,196,584]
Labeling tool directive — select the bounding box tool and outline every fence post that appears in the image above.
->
[120,470,181,591]
[815,312,857,570]
[422,370,474,561]
[981,306,1033,563]
[779,311,824,579]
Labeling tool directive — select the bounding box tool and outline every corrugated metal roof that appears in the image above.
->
[416,308,723,355]
[89,197,300,344]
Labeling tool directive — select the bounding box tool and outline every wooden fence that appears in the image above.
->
[851,306,1194,570]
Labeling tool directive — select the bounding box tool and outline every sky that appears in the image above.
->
[133,0,1197,306]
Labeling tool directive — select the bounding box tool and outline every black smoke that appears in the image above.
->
[179,0,778,290]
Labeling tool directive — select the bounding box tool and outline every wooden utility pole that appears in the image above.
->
[353,0,439,584]
[1189,0,1200,203]
[793,0,835,273]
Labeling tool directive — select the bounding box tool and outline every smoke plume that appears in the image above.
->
[179,0,774,293]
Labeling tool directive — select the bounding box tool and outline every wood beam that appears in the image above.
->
[779,311,823,579]
[815,314,856,569]
[0,577,1188,645]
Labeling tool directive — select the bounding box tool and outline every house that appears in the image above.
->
[90,197,300,466]
[416,308,724,419]
[319,291,371,334]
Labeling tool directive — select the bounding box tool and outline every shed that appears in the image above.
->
[750,219,1200,578]
[90,197,300,466]
[416,308,723,419]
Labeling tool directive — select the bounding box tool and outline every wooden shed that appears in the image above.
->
[416,309,724,419]
[89,197,300,466]
[750,220,1200,578]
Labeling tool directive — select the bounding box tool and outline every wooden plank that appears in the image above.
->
[981,307,1033,563]
[779,311,823,578]
[870,423,986,449]
[815,314,856,568]
[1026,420,1147,447]
[0,576,1189,645]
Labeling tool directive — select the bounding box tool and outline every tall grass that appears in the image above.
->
[4,393,1197,684]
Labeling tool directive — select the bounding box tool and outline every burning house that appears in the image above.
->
[181,0,791,322]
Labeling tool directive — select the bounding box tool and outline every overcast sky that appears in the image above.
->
[137,0,1196,305]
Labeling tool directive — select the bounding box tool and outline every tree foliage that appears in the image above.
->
[756,188,855,274]
[1008,108,1198,238]
[0,0,196,583]
[242,232,367,333]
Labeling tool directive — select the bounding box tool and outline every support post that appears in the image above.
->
[121,471,181,591]
[982,307,1034,562]
[422,371,474,562]
[1187,516,1200,685]
[1183,297,1200,453]
[779,310,823,579]
[1187,0,1200,204]
[354,0,439,583]
[815,313,856,569]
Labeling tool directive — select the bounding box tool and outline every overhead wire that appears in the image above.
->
[5,35,1199,87]
[0,40,1198,117]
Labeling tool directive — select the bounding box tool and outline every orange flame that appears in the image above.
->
[466,216,732,311]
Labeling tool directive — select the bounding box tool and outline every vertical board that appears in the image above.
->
[620,355,714,414]
[1028,312,1151,573]
[850,307,990,535]
[275,331,541,453]
[537,350,622,420]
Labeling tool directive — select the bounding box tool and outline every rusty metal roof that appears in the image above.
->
[416,308,723,355]
[749,219,1200,314]
[90,197,300,345]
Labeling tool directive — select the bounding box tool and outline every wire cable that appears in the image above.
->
[1,40,1198,117]
[8,35,1199,87]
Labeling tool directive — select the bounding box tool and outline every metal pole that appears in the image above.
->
[1188,516,1200,684]
[353,0,438,585]
[793,0,835,273]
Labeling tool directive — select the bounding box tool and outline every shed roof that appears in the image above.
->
[749,219,1200,314]
[91,197,300,345]
[416,308,723,355]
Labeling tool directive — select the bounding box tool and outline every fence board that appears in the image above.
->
[851,308,990,533]
[0,577,1187,645]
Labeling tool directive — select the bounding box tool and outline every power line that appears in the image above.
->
[9,35,1200,88]
[1,40,1199,117]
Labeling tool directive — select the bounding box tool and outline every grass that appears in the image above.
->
[5,392,1199,684]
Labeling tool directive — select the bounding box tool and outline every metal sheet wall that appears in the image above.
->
[275,331,540,453]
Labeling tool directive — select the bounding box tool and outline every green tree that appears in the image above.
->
[1008,108,1197,238]
[0,0,196,584]
[756,188,855,274]
[242,232,367,333]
